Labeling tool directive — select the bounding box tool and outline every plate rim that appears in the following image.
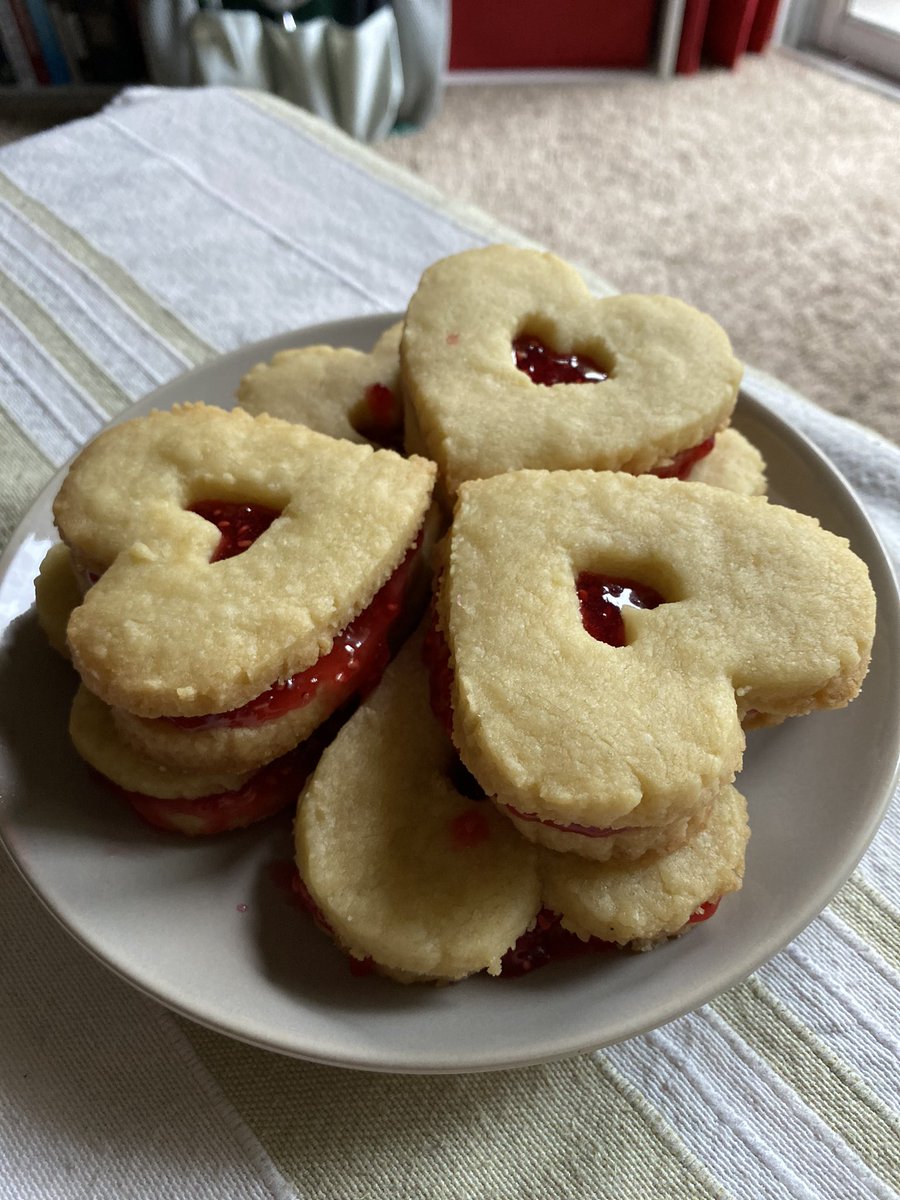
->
[1,312,898,1074]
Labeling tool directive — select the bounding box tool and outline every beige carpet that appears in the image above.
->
[2,52,897,444]
[377,51,899,446]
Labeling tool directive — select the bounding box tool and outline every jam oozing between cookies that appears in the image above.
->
[165,533,420,731]
[513,335,609,386]
[189,500,283,562]
[576,572,665,648]
[350,383,405,453]
[501,909,616,976]
[650,436,715,480]
[112,743,314,836]
[505,804,636,839]
[500,897,721,977]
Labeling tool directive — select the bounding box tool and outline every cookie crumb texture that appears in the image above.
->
[401,245,743,497]
[54,403,435,718]
[37,245,877,990]
[295,633,749,983]
[441,471,875,833]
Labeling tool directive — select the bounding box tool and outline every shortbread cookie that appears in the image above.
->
[71,686,329,836]
[540,784,749,945]
[438,470,875,836]
[503,799,714,864]
[109,515,431,774]
[34,542,80,657]
[54,403,435,719]
[296,630,744,982]
[237,323,403,450]
[401,245,742,498]
[688,427,766,496]
[295,632,542,982]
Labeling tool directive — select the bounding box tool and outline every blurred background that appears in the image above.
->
[0,0,898,441]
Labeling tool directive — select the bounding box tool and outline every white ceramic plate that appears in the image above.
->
[1,314,898,1075]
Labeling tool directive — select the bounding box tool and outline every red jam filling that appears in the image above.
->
[513,335,608,386]
[689,898,720,924]
[504,804,636,839]
[449,808,491,849]
[422,607,455,741]
[650,436,715,480]
[501,909,616,977]
[351,383,405,453]
[111,739,321,836]
[576,571,665,648]
[165,533,420,731]
[189,499,283,562]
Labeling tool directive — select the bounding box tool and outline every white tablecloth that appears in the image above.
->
[0,87,898,1200]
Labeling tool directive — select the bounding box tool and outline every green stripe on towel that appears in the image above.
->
[182,1021,729,1200]
[714,976,900,1191]
[0,171,213,367]
[0,407,52,548]
[0,271,127,418]
[831,874,900,974]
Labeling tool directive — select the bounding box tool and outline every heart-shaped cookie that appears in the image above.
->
[237,322,403,451]
[295,630,748,981]
[437,470,874,838]
[55,403,436,719]
[401,245,743,498]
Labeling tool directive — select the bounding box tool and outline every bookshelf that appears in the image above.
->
[0,1,147,93]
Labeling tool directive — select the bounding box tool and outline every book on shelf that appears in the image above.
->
[0,0,43,84]
[21,0,72,82]
[0,0,148,87]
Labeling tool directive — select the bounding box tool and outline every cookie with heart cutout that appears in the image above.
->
[400,245,743,499]
[237,322,403,452]
[435,470,875,846]
[294,627,748,982]
[70,685,332,836]
[54,403,436,724]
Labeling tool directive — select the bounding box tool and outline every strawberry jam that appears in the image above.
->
[352,383,405,453]
[689,898,720,924]
[165,534,420,731]
[576,572,665,647]
[449,808,491,849]
[650,436,715,480]
[501,909,615,977]
[422,608,455,740]
[504,804,636,839]
[189,499,282,562]
[513,335,608,386]
[114,742,318,836]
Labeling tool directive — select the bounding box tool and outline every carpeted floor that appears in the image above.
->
[377,51,899,446]
[2,51,897,444]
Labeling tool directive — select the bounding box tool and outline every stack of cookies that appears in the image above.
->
[38,403,435,834]
[37,245,876,982]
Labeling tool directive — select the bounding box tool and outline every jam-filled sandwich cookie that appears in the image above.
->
[237,323,403,452]
[400,245,743,499]
[70,686,328,836]
[295,631,748,983]
[240,309,766,497]
[53,403,436,775]
[433,470,874,858]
